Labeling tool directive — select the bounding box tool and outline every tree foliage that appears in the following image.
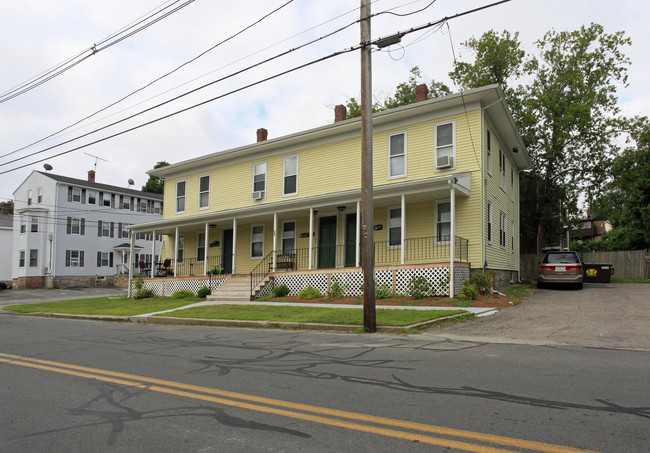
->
[141,161,169,194]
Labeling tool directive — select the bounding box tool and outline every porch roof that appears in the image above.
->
[128,172,470,235]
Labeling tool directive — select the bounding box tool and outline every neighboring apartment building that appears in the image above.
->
[12,170,163,288]
[130,84,530,296]
[0,204,13,286]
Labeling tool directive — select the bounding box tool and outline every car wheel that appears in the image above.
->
[537,282,545,289]
[576,283,583,290]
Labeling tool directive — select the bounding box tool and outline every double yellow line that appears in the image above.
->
[0,352,596,453]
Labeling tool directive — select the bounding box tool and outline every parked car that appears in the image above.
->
[537,251,584,289]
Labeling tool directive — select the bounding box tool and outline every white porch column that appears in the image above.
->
[355,201,360,267]
[308,208,314,270]
[232,218,237,274]
[449,179,456,297]
[127,232,135,298]
[400,194,406,265]
[272,213,277,272]
[204,223,209,275]
[151,230,156,278]
[174,227,179,277]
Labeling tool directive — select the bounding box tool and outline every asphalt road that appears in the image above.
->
[0,283,648,452]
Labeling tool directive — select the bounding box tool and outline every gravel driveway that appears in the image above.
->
[424,283,650,351]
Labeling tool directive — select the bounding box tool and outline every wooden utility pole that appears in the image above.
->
[360,0,376,332]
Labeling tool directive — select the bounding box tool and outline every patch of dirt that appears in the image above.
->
[264,294,520,309]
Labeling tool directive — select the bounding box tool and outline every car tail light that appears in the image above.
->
[567,266,583,271]
[539,266,555,271]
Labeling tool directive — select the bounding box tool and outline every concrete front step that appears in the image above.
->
[206,274,253,301]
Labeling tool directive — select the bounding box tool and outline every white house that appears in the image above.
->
[12,170,164,288]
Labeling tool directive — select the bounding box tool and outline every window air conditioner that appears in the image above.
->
[252,190,265,200]
[437,155,453,169]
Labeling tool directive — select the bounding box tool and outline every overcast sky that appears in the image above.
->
[1,0,648,205]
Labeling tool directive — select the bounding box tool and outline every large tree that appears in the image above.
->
[141,161,169,194]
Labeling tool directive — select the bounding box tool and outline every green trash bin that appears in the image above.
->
[583,264,614,283]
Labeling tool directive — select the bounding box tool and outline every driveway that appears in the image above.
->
[424,283,650,351]
[0,287,127,311]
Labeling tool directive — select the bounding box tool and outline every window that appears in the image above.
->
[251,225,264,258]
[499,149,506,190]
[511,168,515,202]
[177,235,185,263]
[141,200,147,212]
[66,250,84,267]
[88,191,96,204]
[37,187,43,203]
[197,232,206,262]
[511,220,515,252]
[67,217,85,235]
[19,250,25,268]
[388,132,406,178]
[72,187,81,202]
[176,181,186,213]
[487,202,493,243]
[436,202,451,244]
[20,216,26,233]
[29,249,38,267]
[283,156,298,196]
[154,202,161,214]
[27,190,32,205]
[486,130,492,175]
[435,121,455,169]
[281,221,296,254]
[31,216,38,233]
[388,207,402,247]
[252,162,266,197]
[98,220,113,237]
[199,175,210,209]
[500,212,507,248]
[121,195,131,210]
[97,252,113,268]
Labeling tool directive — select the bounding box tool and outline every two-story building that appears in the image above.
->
[128,84,529,298]
[12,170,164,288]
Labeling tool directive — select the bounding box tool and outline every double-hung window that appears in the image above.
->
[252,162,266,199]
[97,252,112,267]
[88,191,96,204]
[281,221,296,254]
[199,175,210,209]
[487,202,493,243]
[72,187,81,202]
[27,190,33,205]
[500,212,507,248]
[436,202,451,244]
[37,187,43,203]
[29,249,38,267]
[499,149,506,191]
[20,216,26,233]
[435,121,455,170]
[31,216,38,233]
[388,208,402,247]
[388,132,406,178]
[177,235,185,263]
[486,130,492,175]
[66,250,84,267]
[176,181,186,213]
[197,232,206,262]
[283,156,298,196]
[511,168,515,202]
[251,225,264,258]
[67,217,85,235]
[19,250,25,267]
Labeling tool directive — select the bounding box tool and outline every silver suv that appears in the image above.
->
[537,251,583,290]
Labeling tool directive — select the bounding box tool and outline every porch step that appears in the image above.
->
[206,274,252,301]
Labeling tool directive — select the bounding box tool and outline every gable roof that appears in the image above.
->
[35,171,163,200]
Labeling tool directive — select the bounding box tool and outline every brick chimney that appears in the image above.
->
[415,83,428,102]
[334,104,347,122]
[256,128,268,142]
[88,170,96,182]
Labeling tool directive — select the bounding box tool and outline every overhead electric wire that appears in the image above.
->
[0,18,360,171]
[0,0,195,104]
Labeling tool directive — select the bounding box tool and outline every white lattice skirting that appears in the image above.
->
[133,277,226,297]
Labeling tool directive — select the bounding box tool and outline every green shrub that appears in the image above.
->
[458,281,479,301]
[298,286,321,299]
[197,286,211,298]
[273,284,290,297]
[327,280,349,299]
[468,271,494,295]
[171,290,195,300]
[132,277,154,299]
[375,283,392,299]
[407,276,432,299]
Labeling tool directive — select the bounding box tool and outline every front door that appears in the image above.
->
[318,216,337,268]
[345,213,356,267]
[222,229,233,274]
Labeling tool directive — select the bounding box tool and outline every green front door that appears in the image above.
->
[222,229,233,274]
[318,216,337,268]
[345,213,356,267]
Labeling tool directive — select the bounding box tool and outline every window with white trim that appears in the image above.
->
[197,232,206,262]
[67,217,85,235]
[20,216,26,233]
[27,190,33,205]
[29,249,38,267]
[499,149,506,191]
[281,221,296,254]
[251,225,264,258]
[388,207,402,247]
[19,250,25,267]
[177,234,185,263]
[487,202,493,244]
[511,168,515,202]
[500,211,507,248]
[37,187,43,203]
[88,191,96,205]
[176,181,186,213]
[97,252,112,267]
[283,156,298,196]
[199,175,210,209]
[486,129,492,175]
[252,162,266,198]
[435,202,451,244]
[30,216,38,233]
[72,187,82,202]
[388,132,406,178]
[66,250,84,267]
[511,220,515,252]
[435,121,455,170]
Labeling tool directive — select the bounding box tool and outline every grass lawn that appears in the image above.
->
[3,297,197,316]
[160,305,467,326]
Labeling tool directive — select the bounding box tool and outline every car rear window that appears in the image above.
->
[543,252,581,264]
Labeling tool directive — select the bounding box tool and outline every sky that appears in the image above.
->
[1,0,648,205]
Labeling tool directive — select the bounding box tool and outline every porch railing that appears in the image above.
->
[161,256,224,277]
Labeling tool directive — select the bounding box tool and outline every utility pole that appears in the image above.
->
[360,0,376,333]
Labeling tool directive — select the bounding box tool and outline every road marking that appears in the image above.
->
[0,352,598,453]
